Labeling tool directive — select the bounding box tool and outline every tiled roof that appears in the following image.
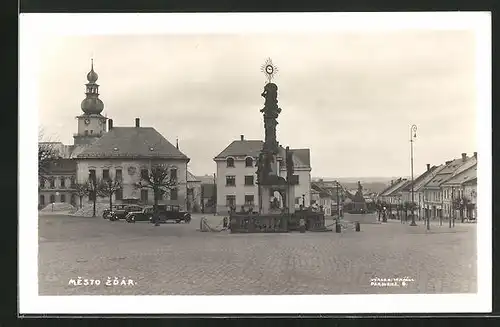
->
[387,179,411,196]
[424,157,473,189]
[401,166,438,192]
[442,164,477,186]
[379,178,409,197]
[311,182,331,198]
[187,171,200,182]
[77,127,189,160]
[215,140,311,168]
[215,140,264,159]
[413,165,446,192]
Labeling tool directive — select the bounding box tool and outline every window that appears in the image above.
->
[60,178,66,188]
[102,169,110,180]
[141,169,149,180]
[115,188,123,201]
[90,130,93,134]
[141,189,149,203]
[295,197,301,205]
[170,188,178,200]
[89,169,96,183]
[293,174,299,184]
[226,195,236,207]
[226,158,235,168]
[245,195,254,206]
[50,194,55,203]
[60,194,66,203]
[245,157,253,167]
[39,195,45,206]
[170,168,177,181]
[70,177,76,188]
[50,178,55,189]
[39,177,45,189]
[115,169,122,182]
[244,175,254,186]
[226,176,236,186]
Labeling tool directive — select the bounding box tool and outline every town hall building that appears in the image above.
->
[38,60,195,211]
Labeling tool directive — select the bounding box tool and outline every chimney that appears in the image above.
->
[108,119,113,130]
[474,152,477,158]
[445,160,452,165]
[461,152,467,162]
[391,180,393,186]
[240,135,244,141]
[135,118,140,127]
[426,164,430,171]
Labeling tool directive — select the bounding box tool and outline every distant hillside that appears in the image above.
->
[312,177,406,194]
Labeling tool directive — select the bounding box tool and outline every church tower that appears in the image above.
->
[73,59,108,145]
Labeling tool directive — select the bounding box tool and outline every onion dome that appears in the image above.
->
[80,59,104,115]
[81,97,104,114]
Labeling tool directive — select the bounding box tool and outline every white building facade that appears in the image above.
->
[214,136,311,214]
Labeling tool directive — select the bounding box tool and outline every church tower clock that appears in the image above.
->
[73,59,108,145]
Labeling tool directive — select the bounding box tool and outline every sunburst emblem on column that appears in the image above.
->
[260,58,279,83]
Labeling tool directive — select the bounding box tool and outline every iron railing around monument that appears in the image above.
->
[230,213,288,233]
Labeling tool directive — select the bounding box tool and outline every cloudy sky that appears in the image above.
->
[37,31,477,178]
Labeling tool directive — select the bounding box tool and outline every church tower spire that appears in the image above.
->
[81,58,104,115]
[74,59,109,145]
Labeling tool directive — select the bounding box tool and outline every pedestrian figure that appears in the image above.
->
[299,217,306,233]
[240,205,245,213]
[223,216,228,228]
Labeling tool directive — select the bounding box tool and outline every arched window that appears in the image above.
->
[50,194,56,203]
[245,157,253,167]
[226,157,235,168]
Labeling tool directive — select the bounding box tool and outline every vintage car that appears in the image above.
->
[125,205,191,224]
[108,204,144,221]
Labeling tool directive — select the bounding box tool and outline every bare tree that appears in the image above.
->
[73,183,89,209]
[38,128,60,181]
[98,178,122,212]
[134,163,178,226]
[86,176,101,217]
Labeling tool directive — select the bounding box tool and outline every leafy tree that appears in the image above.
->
[73,183,89,209]
[98,177,122,212]
[134,163,178,226]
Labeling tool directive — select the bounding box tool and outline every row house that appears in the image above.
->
[377,178,409,207]
[213,135,311,214]
[421,153,476,220]
[441,163,477,220]
[310,181,333,216]
[38,157,77,209]
[412,164,445,219]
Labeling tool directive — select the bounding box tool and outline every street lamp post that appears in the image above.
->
[410,124,417,226]
[450,186,454,228]
[302,194,306,208]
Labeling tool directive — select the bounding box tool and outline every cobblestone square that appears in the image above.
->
[38,213,477,295]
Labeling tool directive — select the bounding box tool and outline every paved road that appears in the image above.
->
[38,213,477,295]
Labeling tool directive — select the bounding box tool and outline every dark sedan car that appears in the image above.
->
[125,205,191,224]
[108,204,144,221]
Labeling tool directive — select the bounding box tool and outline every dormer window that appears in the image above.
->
[245,157,253,167]
[226,158,235,168]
